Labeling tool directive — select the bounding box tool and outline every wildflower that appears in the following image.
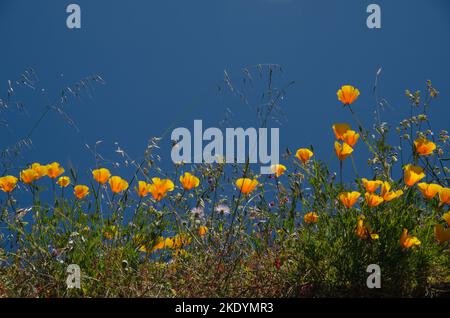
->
[355,216,378,240]
[92,168,111,184]
[343,130,360,147]
[56,176,71,188]
[235,178,259,195]
[443,211,450,226]
[337,85,360,105]
[109,176,129,194]
[332,123,351,140]
[381,182,403,201]
[136,181,150,197]
[400,228,421,249]
[151,237,166,252]
[0,176,18,193]
[295,148,314,164]
[173,249,187,257]
[190,207,205,219]
[335,141,353,161]
[270,164,287,177]
[31,163,48,178]
[164,237,175,249]
[417,182,442,200]
[103,226,117,240]
[20,168,39,184]
[199,226,208,236]
[74,185,89,199]
[414,137,436,156]
[403,164,425,187]
[434,224,450,243]
[179,172,200,190]
[339,191,361,208]
[438,188,450,206]
[47,162,65,179]
[173,233,191,249]
[215,204,230,215]
[361,178,383,193]
[147,177,175,201]
[303,212,318,224]
[365,192,384,207]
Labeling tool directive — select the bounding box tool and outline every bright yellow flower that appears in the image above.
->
[434,224,450,243]
[342,130,360,147]
[92,168,111,184]
[400,228,421,249]
[47,162,65,179]
[332,123,351,140]
[381,181,403,202]
[20,168,39,184]
[31,163,48,178]
[414,137,436,156]
[0,175,18,193]
[270,164,287,177]
[235,178,259,195]
[403,164,425,187]
[438,188,450,206]
[136,181,150,198]
[337,85,360,105]
[417,182,442,200]
[199,226,208,236]
[361,178,383,193]
[443,211,450,226]
[172,233,191,249]
[164,237,175,249]
[74,185,89,199]
[335,141,353,161]
[109,176,129,194]
[295,148,314,164]
[151,237,166,252]
[339,191,361,208]
[365,192,384,207]
[56,176,71,188]
[147,177,175,201]
[303,212,319,224]
[179,172,200,190]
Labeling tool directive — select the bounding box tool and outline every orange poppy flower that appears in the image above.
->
[136,181,150,198]
[179,172,200,190]
[0,175,18,193]
[235,178,259,195]
[92,168,111,185]
[403,164,425,187]
[355,216,378,240]
[303,212,319,224]
[337,85,360,105]
[438,187,450,206]
[74,185,89,199]
[199,226,208,236]
[20,168,39,184]
[47,162,65,179]
[365,192,384,207]
[270,164,287,178]
[434,224,450,243]
[295,148,314,164]
[417,182,442,200]
[443,211,450,226]
[335,142,354,161]
[361,178,383,193]
[56,176,71,188]
[380,182,403,202]
[342,130,360,147]
[332,123,351,141]
[109,176,129,194]
[31,163,48,179]
[147,177,175,201]
[414,137,436,156]
[339,191,361,208]
[400,228,421,248]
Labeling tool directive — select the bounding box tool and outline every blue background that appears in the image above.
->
[1,0,450,184]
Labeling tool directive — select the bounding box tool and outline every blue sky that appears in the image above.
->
[1,0,450,183]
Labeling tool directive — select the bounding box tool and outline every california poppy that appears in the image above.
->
[403,164,425,187]
[235,178,259,195]
[335,142,354,161]
[414,137,436,156]
[339,191,361,208]
[295,148,314,164]
[179,172,200,190]
[337,85,360,105]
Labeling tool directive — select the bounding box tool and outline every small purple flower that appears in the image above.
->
[215,204,230,215]
[190,207,205,219]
